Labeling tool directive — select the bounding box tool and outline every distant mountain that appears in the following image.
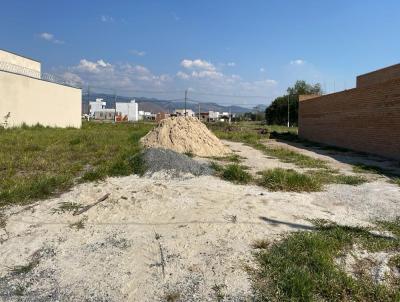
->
[82,93,251,114]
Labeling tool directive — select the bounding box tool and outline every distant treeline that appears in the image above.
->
[265,80,322,126]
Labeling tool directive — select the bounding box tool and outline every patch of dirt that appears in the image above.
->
[140,116,231,157]
[336,245,400,286]
[1,142,400,301]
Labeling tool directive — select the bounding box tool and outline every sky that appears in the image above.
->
[1,0,400,107]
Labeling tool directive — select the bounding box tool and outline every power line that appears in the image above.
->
[189,91,268,98]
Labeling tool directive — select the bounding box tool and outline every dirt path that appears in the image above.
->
[265,139,400,177]
[222,140,301,174]
[1,143,399,301]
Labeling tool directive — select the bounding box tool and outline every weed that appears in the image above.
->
[163,291,180,302]
[52,202,83,214]
[392,178,400,187]
[221,164,252,184]
[389,254,400,271]
[184,151,194,158]
[250,219,400,301]
[212,283,226,302]
[0,211,6,229]
[69,218,87,230]
[251,239,270,249]
[307,170,367,186]
[210,162,224,172]
[258,168,321,192]
[210,153,243,163]
[14,284,25,296]
[258,168,366,192]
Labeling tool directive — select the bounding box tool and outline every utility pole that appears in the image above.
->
[198,103,200,120]
[287,94,290,127]
[184,89,188,116]
[229,105,232,124]
[114,89,117,123]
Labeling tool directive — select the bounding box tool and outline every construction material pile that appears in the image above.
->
[140,116,231,157]
[142,148,213,177]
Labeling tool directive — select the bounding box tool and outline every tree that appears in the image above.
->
[265,80,322,126]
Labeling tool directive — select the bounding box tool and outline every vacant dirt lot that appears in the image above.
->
[1,141,399,301]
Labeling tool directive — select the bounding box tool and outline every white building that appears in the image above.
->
[89,98,106,116]
[174,109,195,117]
[116,100,139,122]
[209,111,220,120]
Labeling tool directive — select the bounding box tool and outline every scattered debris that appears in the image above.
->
[155,231,166,278]
[73,193,110,215]
[140,116,231,157]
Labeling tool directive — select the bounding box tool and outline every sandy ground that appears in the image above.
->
[1,142,399,301]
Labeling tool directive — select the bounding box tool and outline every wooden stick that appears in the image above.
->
[73,193,110,216]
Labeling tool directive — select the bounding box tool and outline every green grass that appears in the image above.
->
[250,219,400,302]
[258,168,322,192]
[394,178,400,187]
[212,162,252,184]
[0,122,153,208]
[258,168,366,192]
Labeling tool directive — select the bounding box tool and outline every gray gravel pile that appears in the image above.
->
[142,148,213,177]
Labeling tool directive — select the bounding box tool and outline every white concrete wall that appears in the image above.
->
[128,101,138,121]
[0,70,81,128]
[116,101,138,121]
[0,49,41,78]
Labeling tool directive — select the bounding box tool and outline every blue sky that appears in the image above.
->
[1,0,400,106]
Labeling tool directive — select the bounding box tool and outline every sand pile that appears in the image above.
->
[140,116,231,157]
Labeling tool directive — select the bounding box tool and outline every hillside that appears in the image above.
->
[82,93,251,114]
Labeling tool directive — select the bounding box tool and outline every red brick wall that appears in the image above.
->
[357,63,400,88]
[299,78,400,160]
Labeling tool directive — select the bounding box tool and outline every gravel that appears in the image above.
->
[142,148,213,177]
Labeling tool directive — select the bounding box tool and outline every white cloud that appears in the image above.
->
[191,70,223,79]
[63,59,171,91]
[39,32,64,44]
[130,49,146,56]
[62,72,83,86]
[227,62,236,67]
[181,59,216,71]
[176,71,190,80]
[101,15,114,22]
[58,58,280,104]
[40,32,53,41]
[76,59,112,73]
[290,59,305,65]
[260,67,265,72]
